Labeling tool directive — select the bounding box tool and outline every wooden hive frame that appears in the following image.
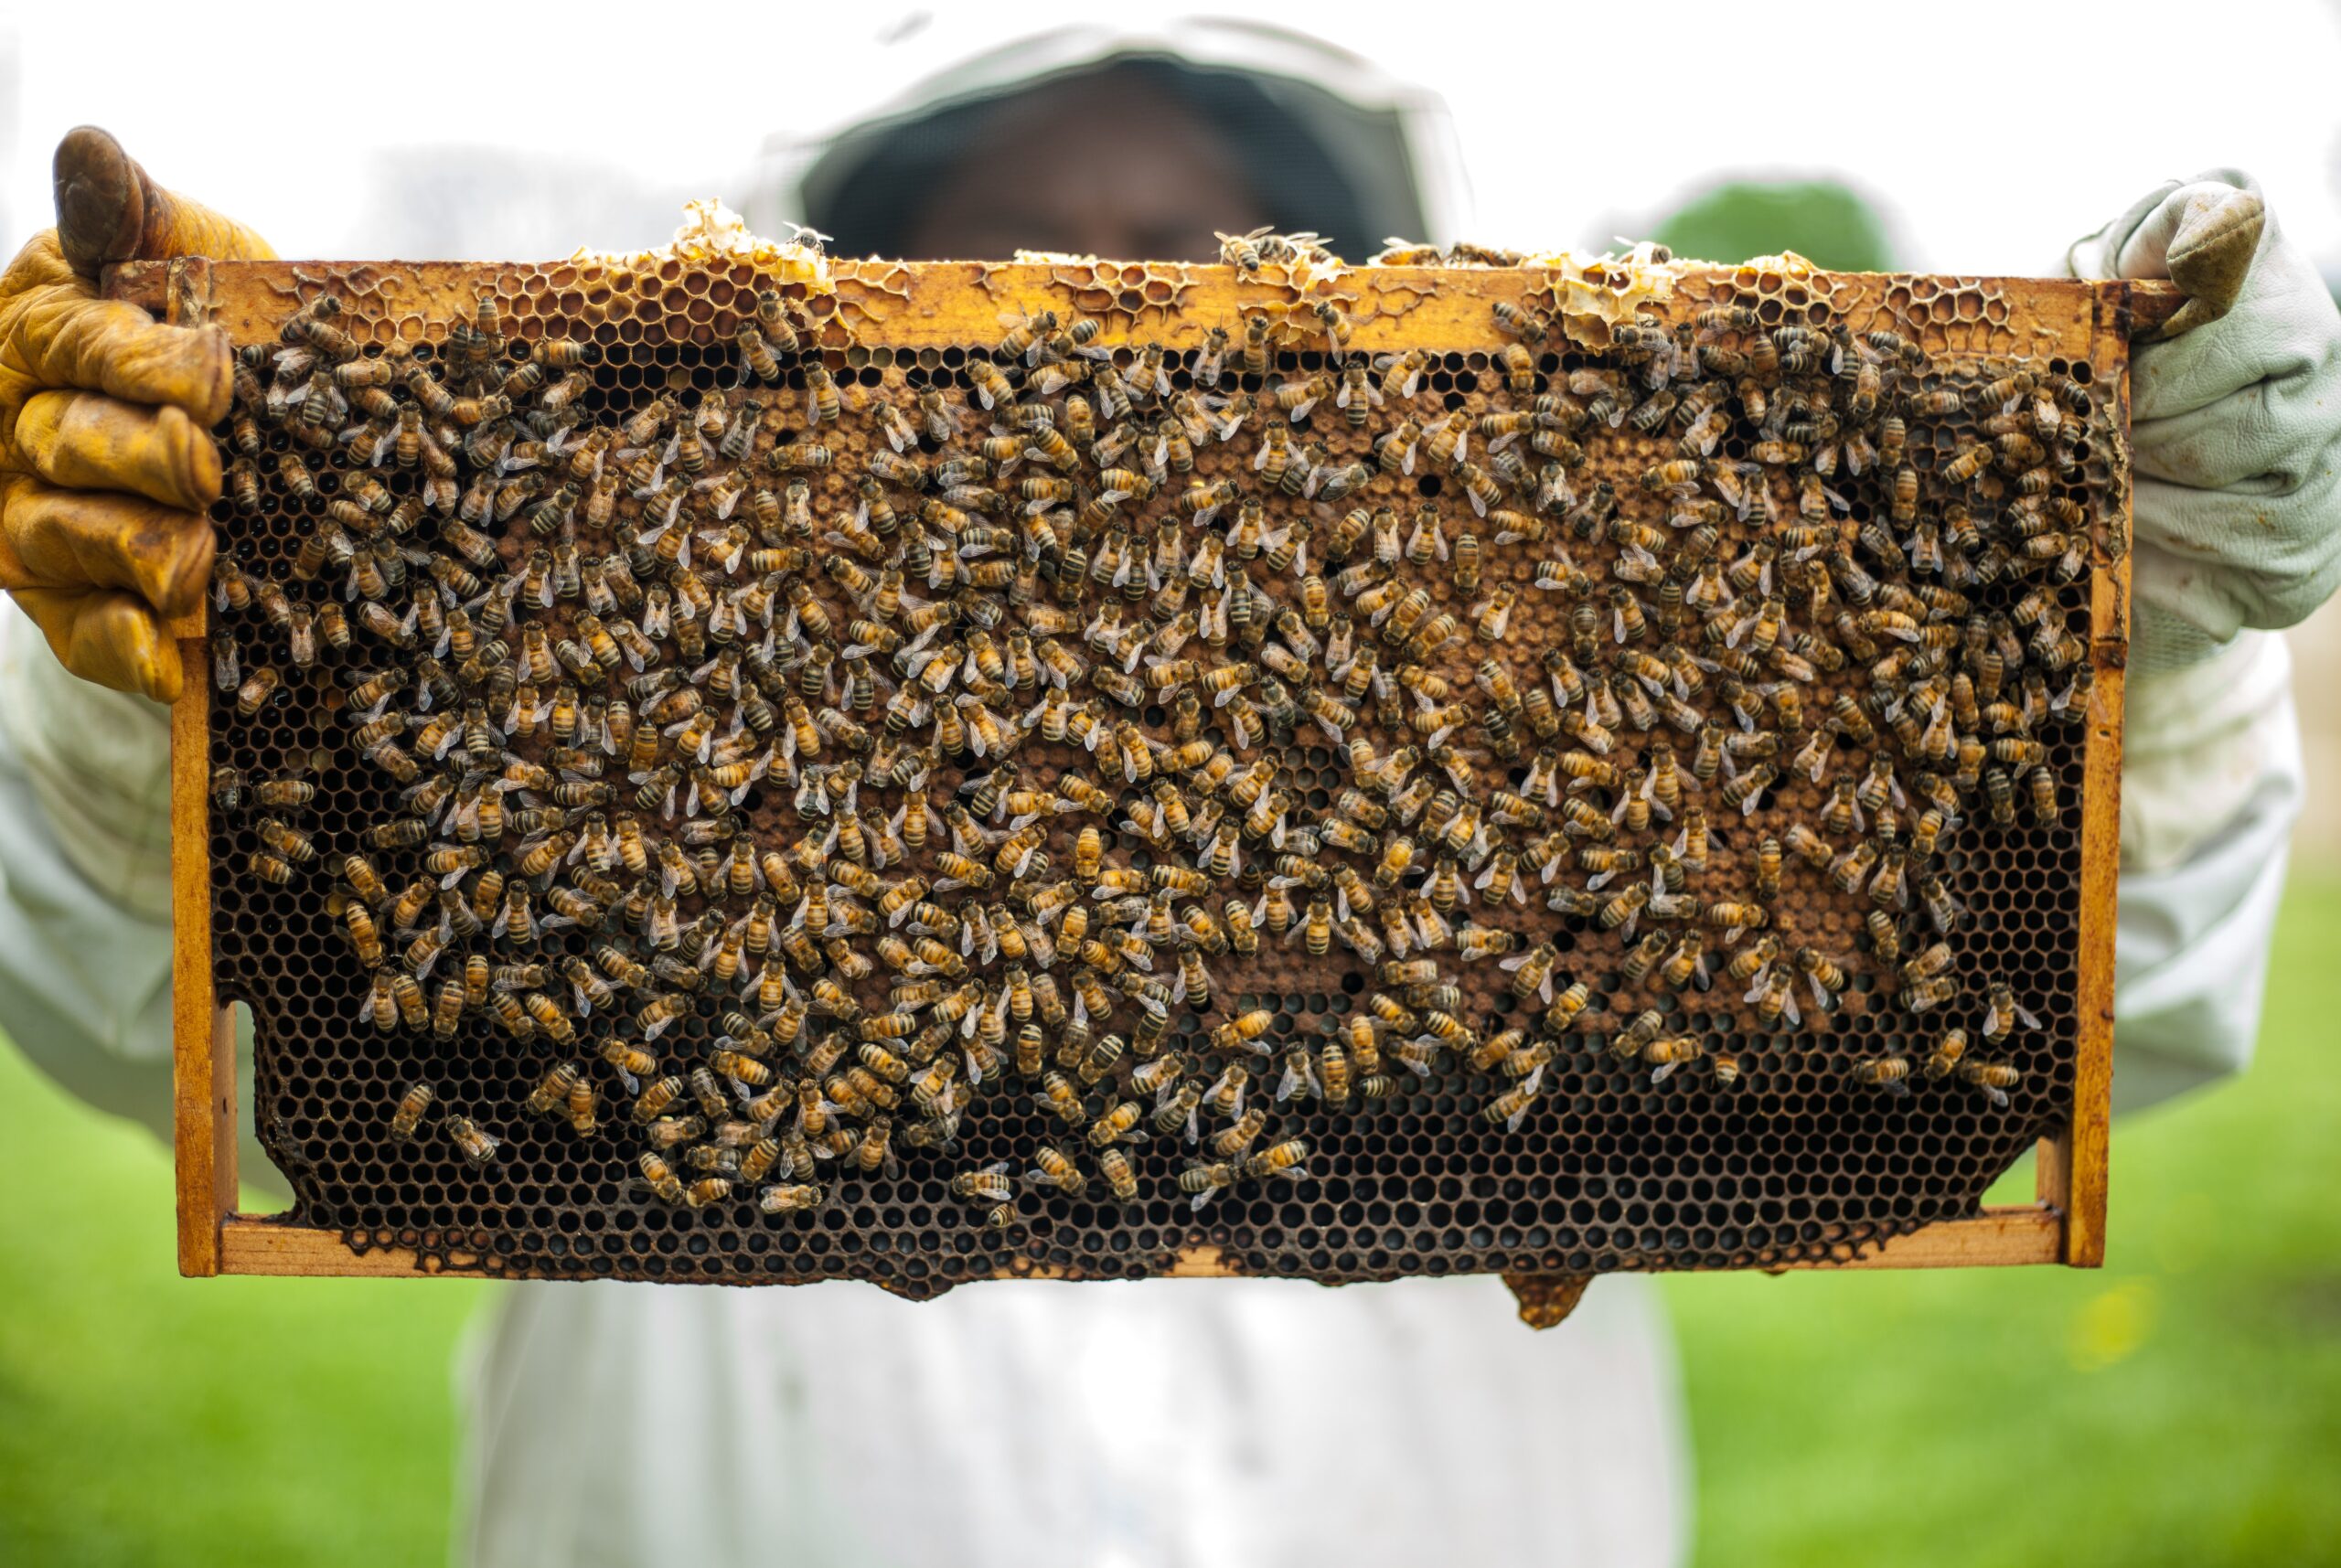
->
[113,254,2175,1309]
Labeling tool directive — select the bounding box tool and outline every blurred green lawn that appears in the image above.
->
[3,878,2337,1566]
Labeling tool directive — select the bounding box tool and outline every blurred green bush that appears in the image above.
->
[1652,180,1898,272]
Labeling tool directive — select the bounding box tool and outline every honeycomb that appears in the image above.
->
[182,243,2122,1295]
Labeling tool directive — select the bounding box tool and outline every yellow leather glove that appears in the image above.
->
[0,126,274,701]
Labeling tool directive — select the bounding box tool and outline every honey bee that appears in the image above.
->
[1982,983,2040,1045]
[848,1115,896,1177]
[389,1082,434,1141]
[1608,1009,1664,1064]
[1599,882,1652,938]
[1035,1071,1088,1130]
[1244,1138,1309,1182]
[1470,1069,1542,1130]
[1030,1142,1088,1198]
[625,1149,686,1204]
[1960,1059,2022,1108]
[759,1182,824,1217]
[1491,301,1547,344]
[444,1115,500,1168]
[1660,933,1708,992]
[1796,947,1850,1012]
[1854,1055,1913,1097]
[1643,1036,1707,1083]
[1178,1159,1240,1210]
[1921,1028,1970,1082]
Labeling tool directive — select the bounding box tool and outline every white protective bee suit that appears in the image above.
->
[3,23,2336,1568]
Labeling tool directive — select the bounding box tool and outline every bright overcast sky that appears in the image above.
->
[6,0,2340,273]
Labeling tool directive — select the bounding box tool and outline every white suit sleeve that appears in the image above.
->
[2068,171,2341,675]
[2110,633,2302,1110]
[0,600,272,1189]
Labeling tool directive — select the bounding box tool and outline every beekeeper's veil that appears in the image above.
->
[744,19,1472,259]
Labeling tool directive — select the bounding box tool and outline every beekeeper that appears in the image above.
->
[3,21,2335,1568]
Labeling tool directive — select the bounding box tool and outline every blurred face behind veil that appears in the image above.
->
[901,67,1268,261]
[767,27,1466,264]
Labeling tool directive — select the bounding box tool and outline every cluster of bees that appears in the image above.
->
[208,247,2091,1234]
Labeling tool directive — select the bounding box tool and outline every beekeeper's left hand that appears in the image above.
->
[0,126,274,702]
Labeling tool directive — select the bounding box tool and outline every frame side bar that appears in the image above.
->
[166,256,234,1275]
[2060,280,2136,1267]
[171,636,233,1275]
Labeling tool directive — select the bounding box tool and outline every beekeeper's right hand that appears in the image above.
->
[0,126,273,702]
[2068,172,2341,677]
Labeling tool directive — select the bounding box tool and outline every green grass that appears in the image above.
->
[2,877,2337,1566]
[0,1068,485,1564]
